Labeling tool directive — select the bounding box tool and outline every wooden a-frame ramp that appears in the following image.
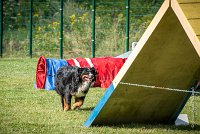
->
[84,0,200,127]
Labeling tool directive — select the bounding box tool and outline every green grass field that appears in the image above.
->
[0,58,200,134]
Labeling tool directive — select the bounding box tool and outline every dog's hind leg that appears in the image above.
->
[72,97,85,110]
[63,94,72,111]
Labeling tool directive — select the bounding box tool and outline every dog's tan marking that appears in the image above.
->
[72,98,84,110]
[63,98,71,111]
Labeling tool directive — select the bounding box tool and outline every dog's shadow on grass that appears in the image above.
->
[79,107,95,111]
[109,123,200,131]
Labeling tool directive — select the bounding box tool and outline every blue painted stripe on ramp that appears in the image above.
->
[84,83,115,127]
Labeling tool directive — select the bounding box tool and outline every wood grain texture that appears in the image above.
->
[189,19,200,35]
[179,3,200,19]
[172,0,200,57]
[177,0,200,3]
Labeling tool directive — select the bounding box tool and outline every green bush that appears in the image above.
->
[2,0,163,58]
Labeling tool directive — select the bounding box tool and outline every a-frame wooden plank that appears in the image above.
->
[84,0,200,127]
[171,0,200,56]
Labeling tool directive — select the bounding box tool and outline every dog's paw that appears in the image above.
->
[71,106,76,110]
[72,106,81,110]
[63,106,71,111]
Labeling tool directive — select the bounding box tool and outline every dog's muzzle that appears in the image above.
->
[82,74,94,82]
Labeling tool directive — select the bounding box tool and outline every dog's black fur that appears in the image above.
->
[55,66,97,111]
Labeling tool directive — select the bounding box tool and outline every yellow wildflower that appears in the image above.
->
[70,14,76,26]
[34,13,39,17]
[37,26,41,31]
[78,13,88,22]
[53,21,59,26]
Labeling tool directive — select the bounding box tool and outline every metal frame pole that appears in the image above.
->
[29,0,33,58]
[92,0,95,58]
[60,0,63,59]
[125,0,130,52]
[0,0,3,58]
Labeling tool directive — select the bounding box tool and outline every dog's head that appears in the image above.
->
[78,67,97,83]
[73,67,97,96]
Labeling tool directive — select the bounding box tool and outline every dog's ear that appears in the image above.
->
[75,68,84,83]
[90,67,97,82]
[91,67,97,75]
[78,68,84,75]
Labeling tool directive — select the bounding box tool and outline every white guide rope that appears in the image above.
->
[119,81,199,128]
[119,82,200,94]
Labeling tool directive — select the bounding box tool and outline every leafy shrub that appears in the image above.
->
[2,0,163,58]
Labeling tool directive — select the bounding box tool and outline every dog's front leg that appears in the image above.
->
[63,94,72,111]
[72,97,85,110]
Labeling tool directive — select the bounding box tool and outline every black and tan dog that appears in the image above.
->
[55,66,97,111]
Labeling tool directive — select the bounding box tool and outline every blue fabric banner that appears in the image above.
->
[44,58,68,90]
